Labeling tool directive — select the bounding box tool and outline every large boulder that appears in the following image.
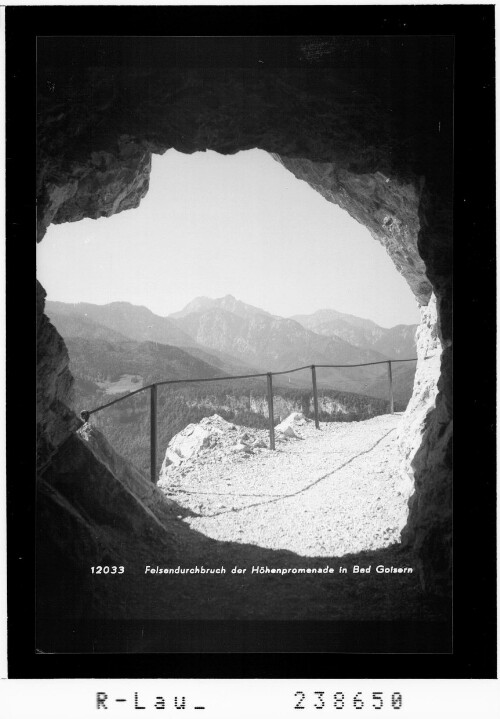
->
[275,411,310,439]
[160,414,234,470]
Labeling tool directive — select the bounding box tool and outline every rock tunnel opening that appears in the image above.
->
[37,147,424,560]
[36,36,453,600]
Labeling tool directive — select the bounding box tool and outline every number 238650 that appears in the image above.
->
[294,691,402,711]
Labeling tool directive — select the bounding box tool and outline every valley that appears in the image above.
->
[45,295,417,478]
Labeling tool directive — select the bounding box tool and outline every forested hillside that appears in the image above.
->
[89,381,391,478]
[47,296,416,478]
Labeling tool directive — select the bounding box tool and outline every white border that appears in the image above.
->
[1,2,497,716]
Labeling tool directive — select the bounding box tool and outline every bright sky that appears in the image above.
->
[37,149,420,328]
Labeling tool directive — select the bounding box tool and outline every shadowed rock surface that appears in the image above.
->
[36,419,449,635]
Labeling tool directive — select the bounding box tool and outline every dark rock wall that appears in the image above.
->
[36,280,80,471]
[37,429,182,622]
[36,37,453,596]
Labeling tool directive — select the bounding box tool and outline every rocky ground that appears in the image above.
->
[45,412,448,630]
[158,412,412,558]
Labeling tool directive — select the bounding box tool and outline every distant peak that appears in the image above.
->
[219,295,239,309]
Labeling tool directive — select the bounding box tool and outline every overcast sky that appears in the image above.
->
[37,149,420,328]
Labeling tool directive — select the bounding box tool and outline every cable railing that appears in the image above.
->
[80,358,417,484]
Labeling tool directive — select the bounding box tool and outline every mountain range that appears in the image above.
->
[45,295,417,402]
[46,300,196,348]
[170,304,386,372]
[45,295,417,475]
[290,308,418,359]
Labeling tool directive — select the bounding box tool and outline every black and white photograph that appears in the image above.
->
[4,3,497,688]
[33,29,455,655]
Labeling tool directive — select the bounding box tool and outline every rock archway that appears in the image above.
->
[36,36,453,597]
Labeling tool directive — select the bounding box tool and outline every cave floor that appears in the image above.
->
[82,415,448,624]
[162,413,409,557]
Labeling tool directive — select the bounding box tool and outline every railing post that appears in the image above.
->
[150,384,158,483]
[311,365,320,429]
[387,361,394,414]
[267,373,275,450]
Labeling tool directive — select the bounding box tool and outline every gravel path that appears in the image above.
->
[82,412,448,625]
[159,413,409,558]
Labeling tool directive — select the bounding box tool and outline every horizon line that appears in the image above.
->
[44,294,420,331]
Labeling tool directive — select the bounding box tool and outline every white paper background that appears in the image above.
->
[1,2,498,716]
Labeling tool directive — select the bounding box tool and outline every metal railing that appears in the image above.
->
[80,358,417,484]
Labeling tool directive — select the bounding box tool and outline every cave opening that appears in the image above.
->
[37,146,423,559]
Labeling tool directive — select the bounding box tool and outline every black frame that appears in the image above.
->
[6,5,496,678]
